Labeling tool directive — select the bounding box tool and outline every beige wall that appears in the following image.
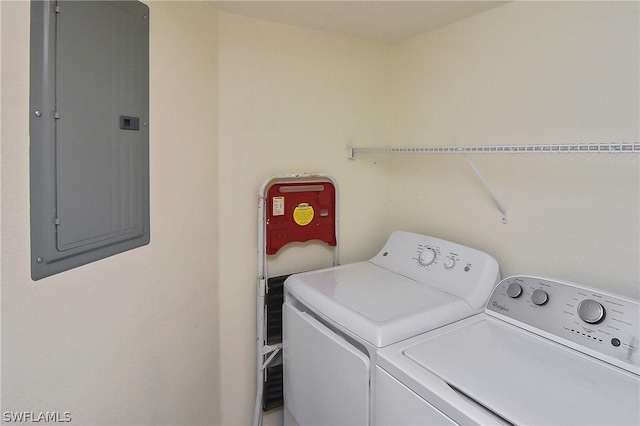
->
[216,13,395,425]
[1,1,219,424]
[1,1,638,426]
[387,1,639,298]
[216,2,639,425]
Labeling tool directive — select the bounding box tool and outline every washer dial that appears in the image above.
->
[506,282,523,298]
[418,247,437,266]
[577,299,605,324]
[531,289,549,306]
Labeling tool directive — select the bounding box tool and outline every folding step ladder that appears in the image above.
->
[254,173,339,426]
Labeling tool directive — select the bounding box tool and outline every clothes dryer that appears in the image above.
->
[283,231,500,425]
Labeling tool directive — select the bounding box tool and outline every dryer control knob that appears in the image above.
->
[577,299,605,324]
[418,247,437,266]
[444,256,456,269]
[506,282,523,298]
[531,289,549,306]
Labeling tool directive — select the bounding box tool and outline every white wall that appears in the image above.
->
[1,1,219,424]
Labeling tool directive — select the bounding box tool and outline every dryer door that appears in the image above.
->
[283,303,370,425]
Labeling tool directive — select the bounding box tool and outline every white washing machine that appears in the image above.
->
[282,231,501,425]
[375,275,640,425]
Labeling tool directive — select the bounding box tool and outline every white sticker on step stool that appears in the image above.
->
[272,196,285,216]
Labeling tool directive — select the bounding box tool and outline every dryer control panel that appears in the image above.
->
[369,231,501,310]
[486,275,639,375]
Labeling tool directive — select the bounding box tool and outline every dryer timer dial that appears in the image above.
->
[418,247,437,266]
[444,256,456,269]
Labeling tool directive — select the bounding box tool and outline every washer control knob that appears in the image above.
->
[418,247,437,266]
[577,299,605,324]
[444,256,456,269]
[506,282,523,298]
[531,289,549,306]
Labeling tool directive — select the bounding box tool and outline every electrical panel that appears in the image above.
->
[30,1,150,280]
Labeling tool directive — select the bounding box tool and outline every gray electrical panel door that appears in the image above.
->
[30,0,150,280]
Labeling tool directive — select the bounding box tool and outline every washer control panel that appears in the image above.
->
[369,231,501,310]
[486,275,640,375]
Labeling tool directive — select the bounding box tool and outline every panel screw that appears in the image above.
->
[36,257,44,263]
[34,110,42,117]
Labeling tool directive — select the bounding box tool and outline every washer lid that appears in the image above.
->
[400,316,640,426]
[285,261,475,347]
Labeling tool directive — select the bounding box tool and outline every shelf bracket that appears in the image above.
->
[463,154,508,224]
[347,146,355,159]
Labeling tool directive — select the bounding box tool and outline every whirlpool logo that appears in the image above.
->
[492,301,509,312]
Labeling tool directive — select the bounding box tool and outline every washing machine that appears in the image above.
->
[374,275,640,425]
[282,230,501,425]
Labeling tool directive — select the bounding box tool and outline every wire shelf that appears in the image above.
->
[347,142,639,225]
[348,143,640,158]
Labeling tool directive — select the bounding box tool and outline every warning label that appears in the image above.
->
[293,203,314,226]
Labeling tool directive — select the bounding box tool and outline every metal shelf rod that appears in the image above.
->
[348,142,640,158]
